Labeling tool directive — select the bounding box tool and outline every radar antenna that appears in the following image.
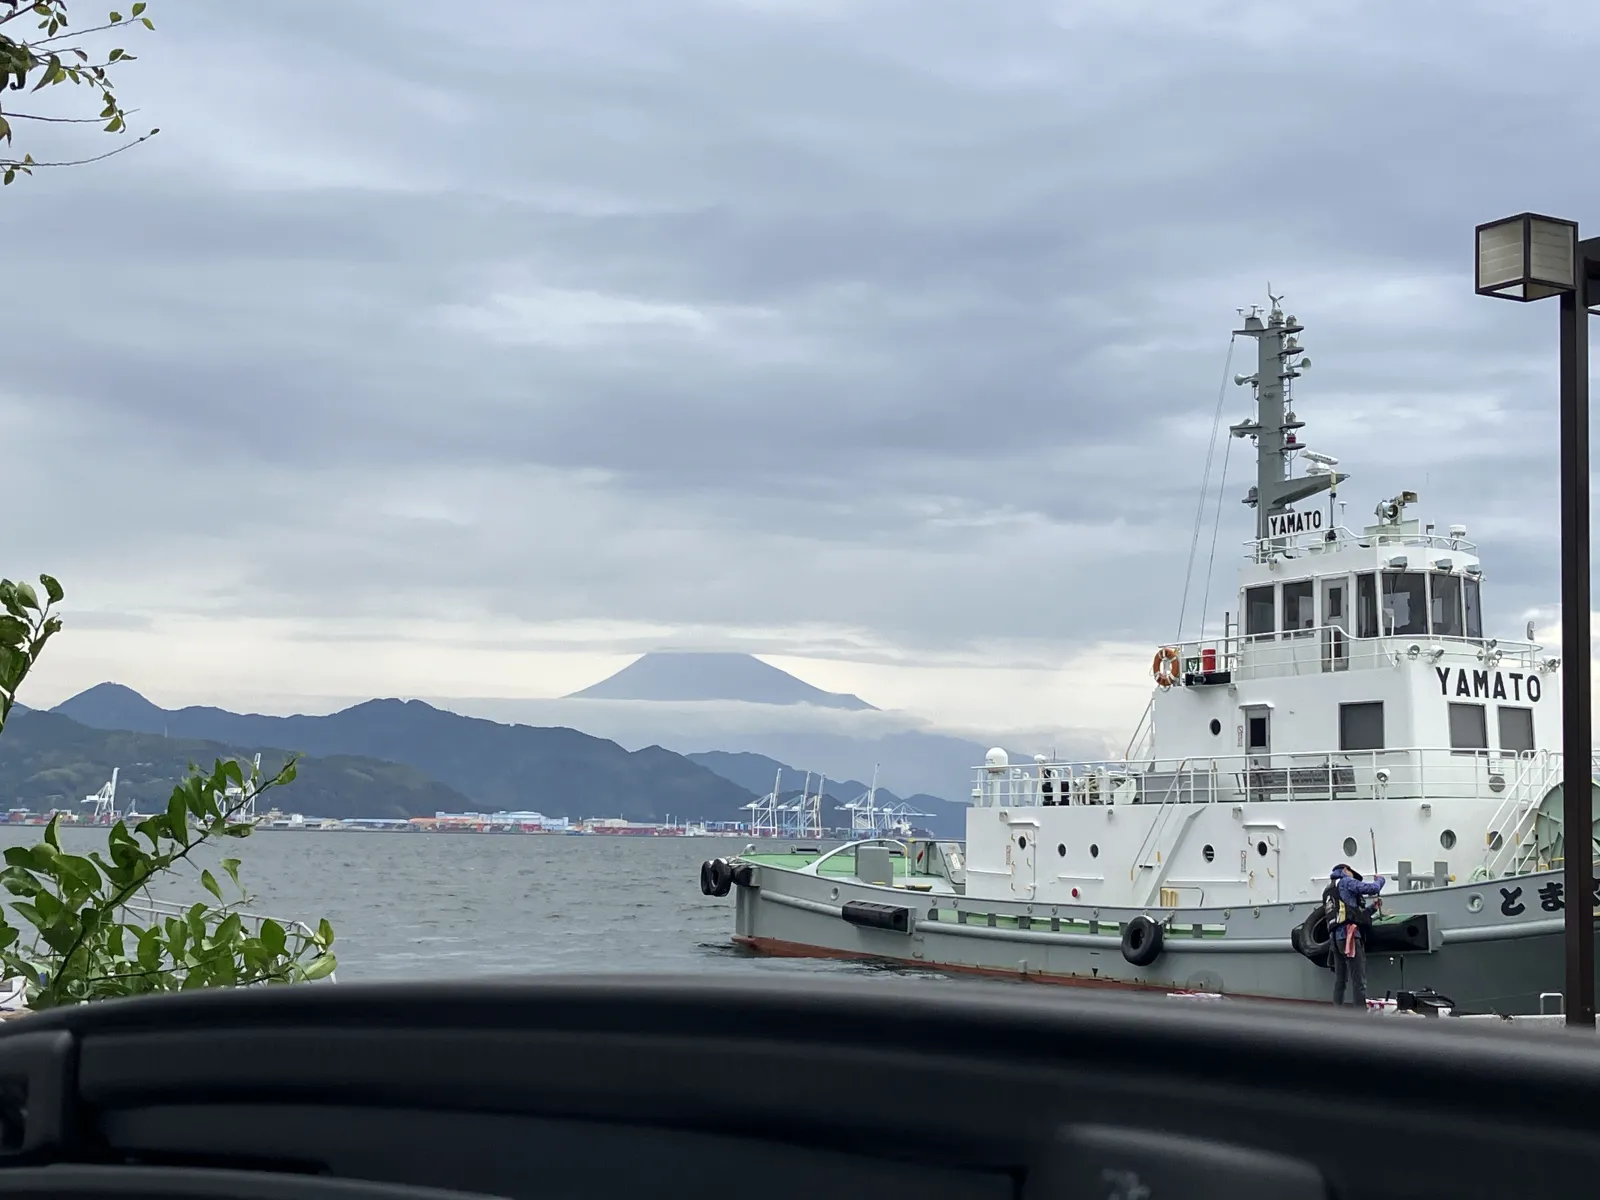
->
[1229,292,1347,553]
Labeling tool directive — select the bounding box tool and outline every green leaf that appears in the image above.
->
[0,866,42,898]
[135,926,162,971]
[42,812,60,851]
[109,10,121,20]
[220,858,241,890]
[140,16,152,28]
[316,918,335,948]
[200,869,222,902]
[52,853,101,895]
[37,574,62,605]
[12,582,38,611]
[258,919,286,957]
[166,792,189,845]
[302,954,337,981]
[131,1,146,14]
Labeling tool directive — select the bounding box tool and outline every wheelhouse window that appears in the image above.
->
[1448,703,1488,753]
[1339,702,1384,752]
[1498,706,1534,754]
[1244,585,1275,637]
[1282,579,1314,637]
[1464,576,1483,639]
[1381,571,1428,636]
[1430,573,1464,638]
[1356,572,1378,638]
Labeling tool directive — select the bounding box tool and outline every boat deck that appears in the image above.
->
[737,846,960,895]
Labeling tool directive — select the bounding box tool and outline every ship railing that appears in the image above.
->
[1165,626,1545,683]
[1130,761,1207,890]
[973,747,1568,809]
[1243,526,1479,561]
[1122,697,1155,762]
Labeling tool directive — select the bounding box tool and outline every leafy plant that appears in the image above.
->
[0,576,337,1008]
[1,1,159,186]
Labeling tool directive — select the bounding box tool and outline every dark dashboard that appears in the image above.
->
[0,977,1593,1199]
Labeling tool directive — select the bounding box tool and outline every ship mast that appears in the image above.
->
[1230,293,1346,551]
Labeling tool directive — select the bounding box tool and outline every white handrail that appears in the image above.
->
[975,746,1567,809]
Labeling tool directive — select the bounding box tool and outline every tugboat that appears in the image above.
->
[698,294,1598,1015]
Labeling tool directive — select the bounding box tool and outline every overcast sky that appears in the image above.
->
[6,0,1599,740]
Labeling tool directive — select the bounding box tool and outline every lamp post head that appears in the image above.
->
[1475,212,1578,301]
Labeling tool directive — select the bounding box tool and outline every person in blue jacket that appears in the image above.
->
[1324,863,1385,1007]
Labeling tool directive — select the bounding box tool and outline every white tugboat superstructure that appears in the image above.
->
[699,294,1600,1015]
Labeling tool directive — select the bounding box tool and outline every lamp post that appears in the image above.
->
[1475,212,1600,1027]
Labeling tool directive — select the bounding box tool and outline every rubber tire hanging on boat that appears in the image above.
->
[1294,909,1332,968]
[1119,915,1164,967]
[699,858,734,898]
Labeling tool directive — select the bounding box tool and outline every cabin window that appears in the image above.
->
[1448,702,1488,753]
[1498,706,1534,754]
[1464,576,1483,639]
[1381,571,1429,636]
[1356,572,1378,638]
[1429,573,1464,638]
[1338,702,1385,752]
[1282,579,1314,636]
[1244,585,1275,637]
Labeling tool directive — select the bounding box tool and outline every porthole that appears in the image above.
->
[1468,893,1484,913]
[830,887,839,901]
[1209,718,1222,736]
[1202,844,1215,863]
[1257,840,1268,857]
[1018,835,1028,850]
[1057,843,1067,857]
[1440,829,1457,850]
[1489,831,1504,851]
[1342,837,1358,857]
[1090,843,1100,858]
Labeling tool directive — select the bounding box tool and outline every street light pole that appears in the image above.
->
[1476,213,1600,1028]
[1558,257,1593,1028]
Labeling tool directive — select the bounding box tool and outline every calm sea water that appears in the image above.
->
[0,827,945,984]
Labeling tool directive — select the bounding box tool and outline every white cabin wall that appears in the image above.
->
[963,795,1510,910]
[1150,653,1563,764]
[1151,668,1418,761]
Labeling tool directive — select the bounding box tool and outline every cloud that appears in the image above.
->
[8,0,1600,743]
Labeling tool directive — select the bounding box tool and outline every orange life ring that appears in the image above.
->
[1152,646,1182,688]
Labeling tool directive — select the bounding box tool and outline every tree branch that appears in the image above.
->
[1,125,153,171]
[33,16,147,45]
[0,109,132,122]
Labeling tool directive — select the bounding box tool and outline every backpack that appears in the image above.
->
[1322,881,1371,930]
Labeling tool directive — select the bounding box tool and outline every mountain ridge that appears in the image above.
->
[52,683,758,823]
[0,709,475,819]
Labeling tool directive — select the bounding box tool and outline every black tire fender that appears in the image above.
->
[699,858,734,898]
[1297,908,1332,968]
[1120,915,1163,967]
